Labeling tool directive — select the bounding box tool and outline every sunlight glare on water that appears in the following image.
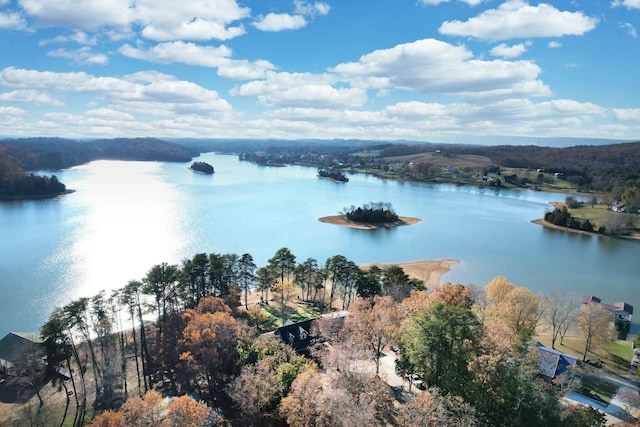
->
[44,160,189,303]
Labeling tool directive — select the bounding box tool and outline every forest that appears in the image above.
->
[4,247,626,427]
[186,138,640,194]
[3,137,640,198]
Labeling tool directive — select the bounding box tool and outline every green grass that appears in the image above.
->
[580,374,618,404]
[533,335,635,372]
[569,204,611,227]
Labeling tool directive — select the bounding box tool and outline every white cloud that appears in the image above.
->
[612,0,640,9]
[119,41,232,67]
[39,32,97,46]
[253,1,329,32]
[231,71,368,108]
[620,22,637,38]
[294,1,331,16]
[0,67,232,116]
[253,13,307,31]
[0,11,29,31]
[20,0,134,31]
[331,38,551,100]
[118,41,276,80]
[0,89,63,106]
[439,0,598,41]
[613,108,640,122]
[86,108,135,120]
[47,47,109,66]
[490,43,527,58]
[19,0,250,41]
[548,41,561,48]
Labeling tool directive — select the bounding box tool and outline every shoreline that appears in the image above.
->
[318,214,421,230]
[0,188,75,201]
[533,201,640,241]
[363,259,460,287]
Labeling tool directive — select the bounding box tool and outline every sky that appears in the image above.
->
[0,0,638,143]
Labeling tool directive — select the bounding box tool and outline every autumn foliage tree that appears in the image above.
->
[346,296,401,375]
[177,297,242,400]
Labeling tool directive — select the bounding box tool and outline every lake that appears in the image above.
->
[1,153,638,336]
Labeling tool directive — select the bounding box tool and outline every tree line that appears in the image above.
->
[10,248,621,426]
[0,138,197,199]
[342,202,400,223]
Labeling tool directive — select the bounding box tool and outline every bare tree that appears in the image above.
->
[578,302,613,362]
[544,292,580,349]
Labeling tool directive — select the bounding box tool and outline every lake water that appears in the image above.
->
[1,153,638,336]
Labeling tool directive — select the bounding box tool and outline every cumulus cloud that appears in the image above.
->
[0,89,63,105]
[548,41,561,48]
[253,1,330,32]
[47,47,109,65]
[119,41,232,67]
[613,108,640,122]
[20,0,134,31]
[612,0,640,9]
[330,38,551,100]
[439,0,598,41]
[19,0,250,41]
[118,41,275,80]
[39,32,97,46]
[0,66,232,116]
[490,43,527,58]
[231,71,368,108]
[253,13,307,31]
[0,11,29,31]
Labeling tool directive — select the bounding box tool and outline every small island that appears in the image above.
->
[189,161,214,174]
[318,168,349,182]
[319,201,421,230]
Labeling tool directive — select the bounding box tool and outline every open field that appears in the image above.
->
[383,152,492,170]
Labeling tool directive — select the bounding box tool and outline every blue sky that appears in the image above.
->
[0,0,638,143]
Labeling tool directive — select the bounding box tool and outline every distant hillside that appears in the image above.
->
[0,137,198,199]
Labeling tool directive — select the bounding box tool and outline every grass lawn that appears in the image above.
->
[259,301,322,329]
[532,335,634,372]
[580,373,618,404]
[569,204,612,227]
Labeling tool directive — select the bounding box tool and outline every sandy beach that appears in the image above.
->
[317,214,421,230]
[363,259,460,287]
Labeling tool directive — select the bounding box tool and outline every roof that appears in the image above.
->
[0,332,41,364]
[274,319,314,352]
[581,295,633,316]
[534,342,578,378]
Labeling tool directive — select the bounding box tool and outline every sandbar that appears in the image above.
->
[318,214,421,230]
[363,259,460,287]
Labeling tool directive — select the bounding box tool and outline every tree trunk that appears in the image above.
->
[130,312,142,395]
[59,376,70,427]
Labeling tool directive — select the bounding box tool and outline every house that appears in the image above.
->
[274,311,350,353]
[274,319,313,353]
[581,295,633,325]
[534,342,578,378]
[0,332,41,373]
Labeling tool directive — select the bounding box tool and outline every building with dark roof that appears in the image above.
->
[0,332,41,372]
[581,295,633,324]
[534,341,578,378]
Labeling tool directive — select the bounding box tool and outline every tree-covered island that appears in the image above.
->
[189,161,215,174]
[319,202,421,229]
[317,167,348,182]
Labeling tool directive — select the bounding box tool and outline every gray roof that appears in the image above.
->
[0,332,41,364]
